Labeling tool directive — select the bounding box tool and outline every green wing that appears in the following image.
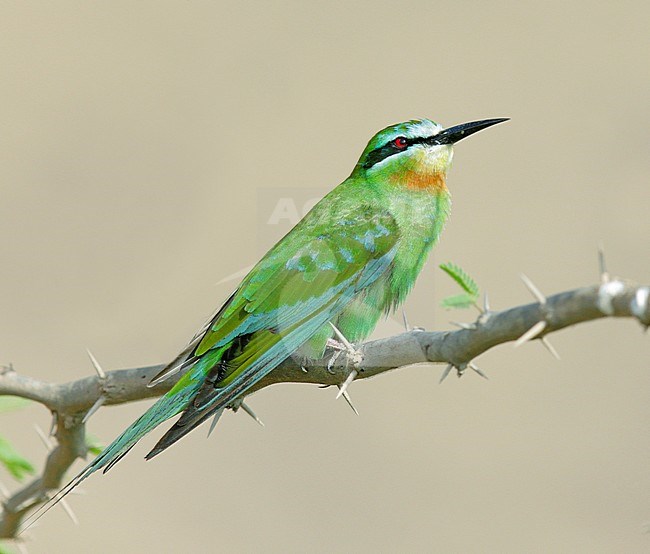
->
[146,204,400,457]
[200,215,396,349]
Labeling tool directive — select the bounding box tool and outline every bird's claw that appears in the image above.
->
[326,323,363,402]
[326,349,343,374]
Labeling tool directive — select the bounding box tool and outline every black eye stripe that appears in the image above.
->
[362,142,403,169]
[362,135,434,170]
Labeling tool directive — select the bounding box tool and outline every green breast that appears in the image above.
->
[300,186,451,358]
[388,186,451,306]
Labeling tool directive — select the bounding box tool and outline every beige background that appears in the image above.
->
[1,1,649,552]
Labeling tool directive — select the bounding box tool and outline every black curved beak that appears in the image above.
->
[430,118,509,145]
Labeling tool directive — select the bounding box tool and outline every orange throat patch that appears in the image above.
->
[390,168,447,192]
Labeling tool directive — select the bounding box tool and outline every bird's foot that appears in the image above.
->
[326,324,362,373]
[326,323,363,407]
[325,338,356,374]
[298,355,309,373]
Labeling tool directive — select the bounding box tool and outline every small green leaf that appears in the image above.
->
[86,434,104,456]
[440,293,476,310]
[0,437,35,481]
[439,262,479,297]
[0,396,31,413]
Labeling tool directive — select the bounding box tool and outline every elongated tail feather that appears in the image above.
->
[145,406,221,460]
[20,350,223,533]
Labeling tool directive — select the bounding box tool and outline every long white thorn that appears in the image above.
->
[514,320,547,347]
[402,309,410,332]
[541,336,561,360]
[598,242,609,283]
[85,348,106,379]
[240,401,264,427]
[439,363,453,384]
[469,362,489,380]
[33,424,53,451]
[520,274,546,304]
[336,369,358,399]
[483,292,490,313]
[82,395,106,424]
[59,498,79,525]
[328,322,355,353]
[337,387,359,415]
[207,409,224,438]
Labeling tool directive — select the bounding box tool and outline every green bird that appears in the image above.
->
[26,116,507,524]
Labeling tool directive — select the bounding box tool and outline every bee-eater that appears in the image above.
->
[29,116,507,521]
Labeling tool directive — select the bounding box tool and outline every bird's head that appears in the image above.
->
[354,118,508,191]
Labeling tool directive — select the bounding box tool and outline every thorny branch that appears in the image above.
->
[0,277,648,541]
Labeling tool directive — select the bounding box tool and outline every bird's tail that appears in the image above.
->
[20,349,224,533]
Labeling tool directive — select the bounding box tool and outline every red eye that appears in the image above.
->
[393,137,408,149]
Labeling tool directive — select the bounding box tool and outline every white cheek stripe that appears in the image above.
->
[597,280,625,315]
[631,287,650,320]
